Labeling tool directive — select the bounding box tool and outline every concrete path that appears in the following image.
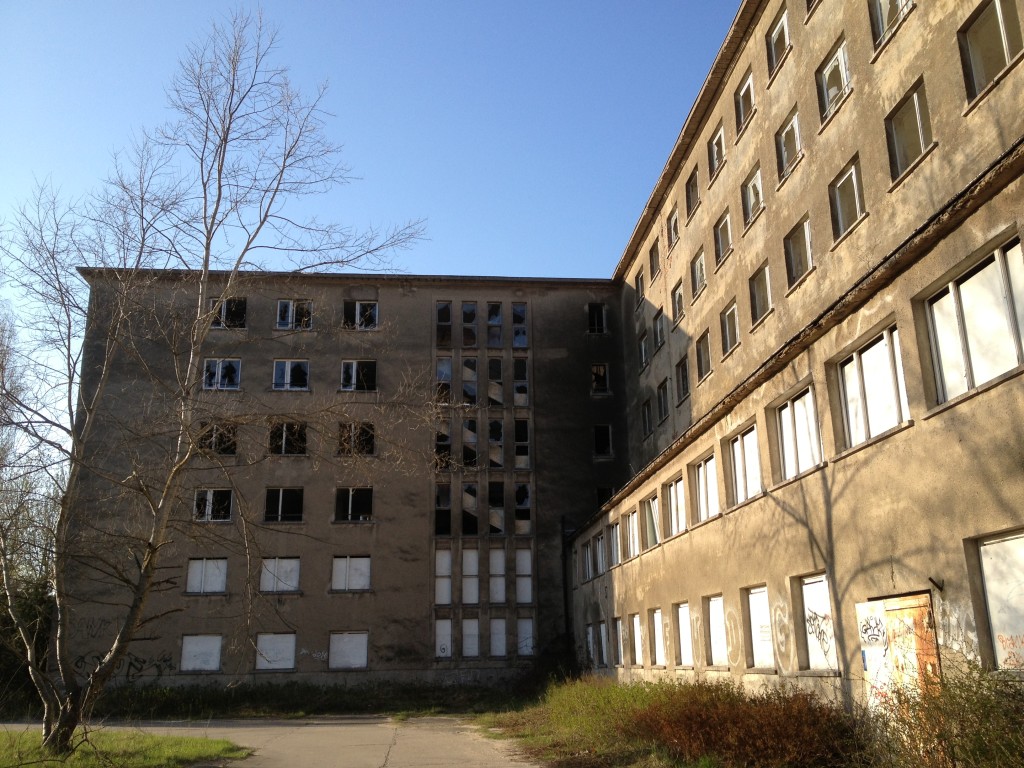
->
[123,716,539,768]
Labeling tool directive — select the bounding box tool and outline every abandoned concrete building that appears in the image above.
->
[72,0,1023,695]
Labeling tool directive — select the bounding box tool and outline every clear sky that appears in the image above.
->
[0,2,739,279]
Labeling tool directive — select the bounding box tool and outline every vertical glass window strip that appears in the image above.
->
[513,358,529,405]
[694,454,719,522]
[778,388,823,480]
[487,302,503,347]
[489,548,506,603]
[436,301,452,347]
[462,301,478,347]
[512,303,528,348]
[839,327,910,447]
[730,426,762,505]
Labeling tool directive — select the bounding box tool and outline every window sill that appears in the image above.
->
[332,519,376,525]
[724,489,766,516]
[685,201,702,224]
[790,668,841,678]
[766,46,793,90]
[785,265,816,297]
[775,152,804,191]
[829,212,869,252]
[273,326,314,333]
[869,2,916,62]
[202,387,243,393]
[818,86,853,134]
[887,142,938,192]
[264,520,306,525]
[831,420,914,464]
[651,269,662,284]
[963,51,1024,116]
[675,393,691,408]
[179,669,224,675]
[184,591,228,597]
[696,370,713,387]
[690,513,721,532]
[592,454,616,462]
[744,667,779,676]
[338,388,379,394]
[720,342,740,364]
[923,364,1024,421]
[750,307,774,333]
[271,388,311,393]
[742,205,766,235]
[329,589,373,595]
[260,591,303,597]
[735,109,757,143]
[770,461,828,492]
[690,285,707,305]
[255,668,297,673]
[705,665,730,673]
[591,390,613,398]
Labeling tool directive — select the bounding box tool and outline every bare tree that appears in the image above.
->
[0,11,421,753]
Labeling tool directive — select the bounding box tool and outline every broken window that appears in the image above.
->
[594,425,613,458]
[338,421,375,455]
[587,302,607,334]
[334,487,372,522]
[462,356,477,405]
[513,358,528,406]
[487,358,503,406]
[750,264,772,325]
[766,7,789,74]
[514,419,530,469]
[776,109,802,180]
[265,488,303,523]
[273,359,309,390]
[340,360,377,391]
[435,420,452,471]
[203,358,241,390]
[462,418,478,468]
[342,299,378,330]
[784,217,813,287]
[199,421,237,455]
[488,419,503,468]
[436,301,452,347]
[462,482,479,535]
[829,158,864,240]
[269,421,307,455]
[488,481,505,534]
[487,302,503,347]
[959,0,1023,100]
[276,299,312,330]
[434,483,452,536]
[591,363,610,394]
[512,303,528,348]
[462,301,478,347]
[818,40,851,121]
[886,80,933,180]
[194,489,232,522]
[436,357,452,402]
[209,297,246,329]
[721,302,739,355]
[515,482,532,534]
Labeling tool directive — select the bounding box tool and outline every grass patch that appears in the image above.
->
[0,728,248,768]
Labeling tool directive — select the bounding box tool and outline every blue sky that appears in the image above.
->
[0,2,739,279]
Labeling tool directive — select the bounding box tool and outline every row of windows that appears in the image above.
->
[435,355,530,406]
[605,237,1024,560]
[585,573,836,673]
[436,301,529,349]
[181,631,371,672]
[434,548,534,606]
[186,555,372,594]
[433,480,533,537]
[203,358,378,392]
[209,297,378,331]
[643,237,1022,447]
[198,420,375,457]
[435,616,535,659]
[435,418,531,472]
[193,486,376,524]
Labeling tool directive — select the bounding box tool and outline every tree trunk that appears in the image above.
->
[42,697,81,755]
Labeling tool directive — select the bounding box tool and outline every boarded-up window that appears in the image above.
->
[857,593,940,706]
[631,613,643,666]
[462,549,479,604]
[980,531,1024,669]
[435,619,452,658]
[517,617,535,656]
[515,549,533,604]
[676,603,693,666]
[490,618,507,656]
[708,595,728,666]
[181,635,222,672]
[802,574,838,670]
[331,556,371,591]
[259,558,300,593]
[434,550,452,605]
[255,633,295,670]
[186,558,227,594]
[329,632,368,669]
[463,618,480,657]
[489,549,506,603]
[650,608,666,666]
[747,586,774,668]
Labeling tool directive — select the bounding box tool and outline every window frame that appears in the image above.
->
[885,80,933,181]
[775,109,802,181]
[838,326,910,448]
[829,158,865,241]
[259,556,301,593]
[343,299,378,331]
[690,249,707,299]
[685,168,701,217]
[696,330,712,381]
[708,125,727,180]
[870,0,915,49]
[208,297,247,329]
[272,359,310,391]
[185,557,228,594]
[776,387,823,481]
[959,0,1024,101]
[340,359,378,392]
[749,263,772,325]
[817,41,852,122]
[766,7,790,75]
[203,358,241,390]
[693,453,720,523]
[675,356,690,402]
[729,425,762,505]
[720,302,739,356]
[735,71,756,132]
[784,216,813,287]
[335,486,373,522]
[194,489,232,522]
[269,421,307,456]
[264,487,304,523]
[331,555,372,591]
[275,299,312,330]
[656,379,669,422]
[714,210,733,265]
[741,166,764,226]
[338,421,375,456]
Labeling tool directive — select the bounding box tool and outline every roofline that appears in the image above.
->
[611,0,764,283]
[77,267,614,289]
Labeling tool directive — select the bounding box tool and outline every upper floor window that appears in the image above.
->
[487,302,503,347]
[839,326,910,448]
[656,379,670,422]
[766,7,790,75]
[203,358,241,390]
[714,211,733,265]
[829,158,865,241]
[194,489,232,522]
[641,400,653,437]
[685,169,700,216]
[199,421,237,455]
[671,281,686,323]
[927,238,1024,402]
[691,249,707,299]
[741,166,764,226]
[634,270,646,305]
[435,357,452,402]
[591,364,610,394]
[667,209,680,248]
[959,0,1023,101]
[587,302,607,334]
[696,330,712,381]
[335,487,373,522]
[265,488,303,523]
[653,310,667,350]
[886,81,933,180]
[341,359,377,392]
[488,358,503,406]
[186,557,227,594]
[776,110,802,181]
[462,301,478,347]
[735,71,756,131]
[273,359,309,390]
[708,125,727,179]
[339,421,375,455]
[642,495,661,549]
[730,426,762,505]
[784,217,813,287]
[777,388,822,480]
[594,424,613,458]
[693,453,719,523]
[817,41,851,122]
[513,358,529,405]
[512,303,528,348]
[436,301,452,347]
[343,300,377,330]
[720,302,739,355]
[260,557,300,593]
[269,421,307,456]
[638,331,650,369]
[649,240,661,280]
[209,297,246,329]
[276,299,311,330]
[332,556,371,591]
[870,0,914,48]
[675,356,690,402]
[749,264,772,325]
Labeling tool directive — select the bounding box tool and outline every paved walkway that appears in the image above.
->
[115,716,538,768]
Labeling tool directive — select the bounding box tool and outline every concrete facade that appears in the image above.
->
[570,0,1024,702]
[70,0,1024,697]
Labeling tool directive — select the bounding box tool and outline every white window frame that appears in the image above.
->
[331,555,371,591]
[708,125,727,178]
[515,549,533,604]
[777,387,823,480]
[707,595,728,666]
[776,110,802,180]
[839,326,910,448]
[343,299,378,330]
[634,270,646,305]
[720,302,739,355]
[766,8,790,75]
[818,41,851,121]
[685,168,700,216]
[649,240,661,279]
[186,558,227,594]
[276,299,312,330]
[666,477,686,535]
[272,359,309,391]
[886,81,933,180]
[741,166,764,225]
[203,358,241,390]
[750,264,772,325]
[714,211,733,264]
[625,511,640,559]
[801,573,839,670]
[927,239,1024,401]
[649,608,667,666]
[959,0,1024,101]
[979,531,1024,669]
[746,586,774,669]
[671,281,686,323]
[208,297,246,329]
[693,453,719,523]
[829,159,865,240]
[676,603,694,666]
[653,311,667,350]
[608,522,621,566]
[735,72,756,131]
[340,359,377,392]
[691,249,707,299]
[630,613,643,666]
[870,0,914,48]
[667,209,680,247]
[269,421,306,456]
[642,494,661,549]
[730,425,762,505]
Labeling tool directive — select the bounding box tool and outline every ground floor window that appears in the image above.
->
[329,631,368,669]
